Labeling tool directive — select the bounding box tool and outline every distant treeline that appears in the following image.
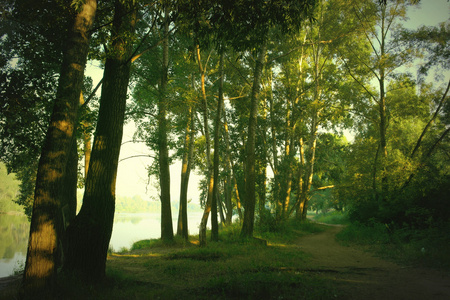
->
[76,191,202,214]
[1,161,203,215]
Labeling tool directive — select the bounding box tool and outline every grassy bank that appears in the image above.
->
[1,220,337,300]
[336,221,450,271]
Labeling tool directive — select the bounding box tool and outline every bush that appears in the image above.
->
[337,221,391,246]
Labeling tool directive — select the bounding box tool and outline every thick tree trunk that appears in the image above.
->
[241,39,267,238]
[22,1,96,296]
[62,135,78,225]
[159,4,174,242]
[64,0,135,281]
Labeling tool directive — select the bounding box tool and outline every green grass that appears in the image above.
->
[336,221,450,270]
[256,218,326,244]
[51,220,337,299]
[1,219,339,299]
[313,210,350,225]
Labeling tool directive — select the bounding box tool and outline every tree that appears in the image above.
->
[341,0,418,201]
[64,0,136,281]
[197,45,215,246]
[158,2,174,242]
[21,0,97,296]
[211,52,225,240]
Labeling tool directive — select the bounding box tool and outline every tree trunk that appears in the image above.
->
[64,0,135,281]
[22,0,96,296]
[268,79,281,220]
[177,97,194,240]
[379,3,388,201]
[299,111,319,220]
[281,66,294,220]
[198,46,214,246]
[159,4,174,242]
[223,108,241,222]
[295,138,305,219]
[241,38,267,238]
[62,133,78,225]
[211,52,224,241]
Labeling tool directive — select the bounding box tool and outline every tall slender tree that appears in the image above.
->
[158,2,174,242]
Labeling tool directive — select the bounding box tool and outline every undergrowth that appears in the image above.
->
[336,221,450,270]
[313,210,350,225]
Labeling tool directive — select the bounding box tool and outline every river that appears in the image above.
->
[0,211,208,278]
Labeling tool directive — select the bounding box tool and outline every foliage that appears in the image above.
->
[0,162,22,213]
[0,0,101,217]
[313,210,350,225]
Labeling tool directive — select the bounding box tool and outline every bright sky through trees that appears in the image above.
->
[85,0,449,204]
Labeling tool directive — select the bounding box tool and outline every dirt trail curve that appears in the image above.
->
[296,224,450,300]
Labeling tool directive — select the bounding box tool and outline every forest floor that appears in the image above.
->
[1,223,450,299]
[296,224,450,299]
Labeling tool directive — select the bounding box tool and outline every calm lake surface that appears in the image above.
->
[0,211,209,277]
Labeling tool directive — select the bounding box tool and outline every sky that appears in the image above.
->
[85,0,449,204]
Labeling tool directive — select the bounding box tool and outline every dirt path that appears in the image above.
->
[296,225,450,300]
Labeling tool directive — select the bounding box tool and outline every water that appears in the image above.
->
[109,212,208,251]
[0,211,208,278]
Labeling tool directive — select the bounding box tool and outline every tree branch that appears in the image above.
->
[410,79,450,158]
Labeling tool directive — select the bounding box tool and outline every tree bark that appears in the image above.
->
[22,0,96,296]
[211,52,224,241]
[295,138,305,219]
[223,108,241,222]
[299,110,319,220]
[64,0,135,281]
[198,46,214,246]
[177,96,194,240]
[159,4,174,242]
[379,3,388,200]
[241,38,267,238]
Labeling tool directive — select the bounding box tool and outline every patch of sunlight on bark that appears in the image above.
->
[55,119,74,135]
[28,219,56,277]
[70,63,83,71]
[41,163,63,182]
